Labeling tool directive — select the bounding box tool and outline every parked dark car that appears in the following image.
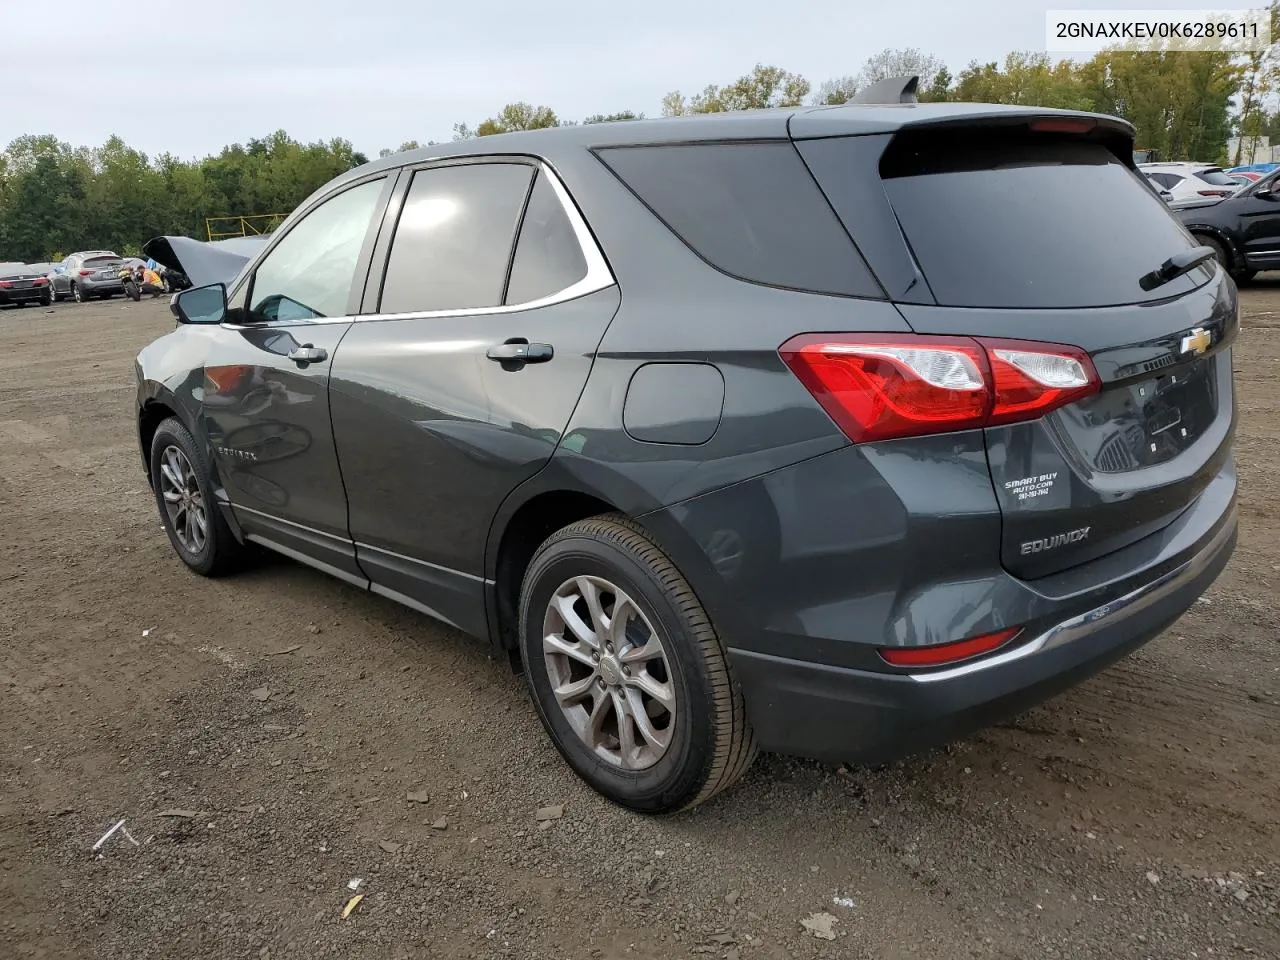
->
[1176,167,1280,281]
[135,89,1238,812]
[0,262,53,307]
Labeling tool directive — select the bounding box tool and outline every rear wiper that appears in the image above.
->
[1139,246,1217,291]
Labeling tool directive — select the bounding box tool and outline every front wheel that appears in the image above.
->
[518,515,756,813]
[1196,234,1250,281]
[150,417,247,577]
[71,282,83,303]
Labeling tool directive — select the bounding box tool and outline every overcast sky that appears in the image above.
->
[1,0,1234,159]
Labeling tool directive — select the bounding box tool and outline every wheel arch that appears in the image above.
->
[483,460,740,661]
[1187,225,1241,270]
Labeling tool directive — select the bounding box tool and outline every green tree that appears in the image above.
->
[663,64,809,115]
[474,103,561,136]
[813,76,857,105]
[857,48,945,90]
[584,111,644,123]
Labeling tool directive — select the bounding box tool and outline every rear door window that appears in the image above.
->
[595,142,883,298]
[378,163,534,314]
[837,132,1206,308]
[504,171,588,305]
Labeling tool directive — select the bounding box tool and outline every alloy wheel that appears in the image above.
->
[542,575,676,770]
[72,282,82,303]
[158,444,208,554]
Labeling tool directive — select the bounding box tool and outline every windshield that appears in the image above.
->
[875,134,1208,308]
[84,256,121,267]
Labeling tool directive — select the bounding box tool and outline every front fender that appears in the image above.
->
[134,324,220,473]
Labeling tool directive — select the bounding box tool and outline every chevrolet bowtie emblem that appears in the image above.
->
[1180,327,1212,356]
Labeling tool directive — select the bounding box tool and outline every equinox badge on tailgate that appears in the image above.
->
[1021,527,1091,555]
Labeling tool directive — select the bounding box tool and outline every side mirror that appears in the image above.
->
[1256,187,1277,201]
[171,282,227,324]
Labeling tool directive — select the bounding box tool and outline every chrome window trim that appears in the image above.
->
[357,160,614,323]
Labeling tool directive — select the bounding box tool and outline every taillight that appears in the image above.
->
[780,333,1100,443]
[0,281,11,289]
[879,627,1022,667]
[1197,189,1232,197]
[33,277,48,286]
[78,269,92,276]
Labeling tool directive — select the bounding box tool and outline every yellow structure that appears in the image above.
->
[204,214,288,241]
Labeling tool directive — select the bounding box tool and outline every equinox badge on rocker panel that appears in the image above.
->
[1020,527,1091,555]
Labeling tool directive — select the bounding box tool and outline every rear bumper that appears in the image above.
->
[80,277,123,294]
[729,498,1236,764]
[0,287,50,303]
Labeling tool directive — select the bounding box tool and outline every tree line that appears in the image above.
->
[2,27,1277,263]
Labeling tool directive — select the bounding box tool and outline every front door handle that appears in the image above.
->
[486,340,554,364]
[287,344,328,364]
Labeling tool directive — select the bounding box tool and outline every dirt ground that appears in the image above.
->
[1,285,1278,960]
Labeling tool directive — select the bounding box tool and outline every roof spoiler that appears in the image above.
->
[851,75,919,105]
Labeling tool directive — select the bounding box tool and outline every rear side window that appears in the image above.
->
[596,143,882,298]
[379,163,533,314]
[505,171,588,305]
[1195,168,1237,186]
[868,133,1204,308]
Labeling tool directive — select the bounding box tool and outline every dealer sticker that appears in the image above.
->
[1004,472,1058,502]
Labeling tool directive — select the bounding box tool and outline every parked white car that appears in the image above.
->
[1139,162,1240,202]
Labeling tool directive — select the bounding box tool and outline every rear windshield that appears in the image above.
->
[1195,168,1237,186]
[873,134,1205,308]
[84,256,120,267]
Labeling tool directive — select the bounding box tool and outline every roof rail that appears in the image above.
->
[851,75,919,105]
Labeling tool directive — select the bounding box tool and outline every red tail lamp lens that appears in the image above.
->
[780,334,1099,443]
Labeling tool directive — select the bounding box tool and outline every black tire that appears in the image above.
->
[1196,234,1248,281]
[71,282,83,303]
[518,514,756,813]
[149,417,246,577]
[39,294,52,307]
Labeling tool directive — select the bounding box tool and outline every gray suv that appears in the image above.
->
[49,250,125,301]
[135,86,1238,812]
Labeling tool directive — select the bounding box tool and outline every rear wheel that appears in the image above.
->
[518,515,756,813]
[149,417,247,577]
[39,293,52,307]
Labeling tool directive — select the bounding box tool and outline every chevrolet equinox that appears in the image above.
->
[135,82,1239,813]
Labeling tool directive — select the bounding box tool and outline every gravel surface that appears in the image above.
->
[2,286,1279,959]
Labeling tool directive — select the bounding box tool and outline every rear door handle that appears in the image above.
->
[287,345,328,364]
[486,340,554,364]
